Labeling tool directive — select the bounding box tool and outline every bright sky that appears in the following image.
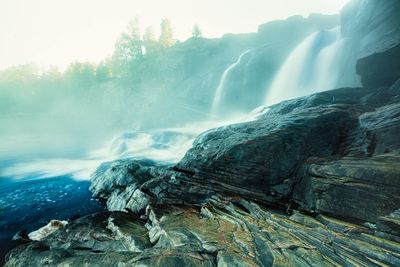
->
[0,0,349,71]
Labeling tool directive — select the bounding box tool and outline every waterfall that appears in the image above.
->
[211,49,251,116]
[264,27,344,106]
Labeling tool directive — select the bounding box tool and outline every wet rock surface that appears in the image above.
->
[5,197,400,266]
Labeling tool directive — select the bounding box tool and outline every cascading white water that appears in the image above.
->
[211,49,251,116]
[264,27,344,106]
[0,119,250,180]
[0,128,196,180]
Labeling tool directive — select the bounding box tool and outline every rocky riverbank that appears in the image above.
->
[5,39,400,266]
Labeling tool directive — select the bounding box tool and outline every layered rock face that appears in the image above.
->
[5,38,400,266]
[6,198,400,266]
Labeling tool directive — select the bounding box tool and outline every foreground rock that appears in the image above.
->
[5,196,400,266]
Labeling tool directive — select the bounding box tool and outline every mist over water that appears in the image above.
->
[0,115,259,181]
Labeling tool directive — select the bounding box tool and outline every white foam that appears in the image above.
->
[1,119,252,181]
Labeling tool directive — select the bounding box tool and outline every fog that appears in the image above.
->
[0,9,348,179]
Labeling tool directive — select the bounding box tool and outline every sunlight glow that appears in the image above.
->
[0,0,349,70]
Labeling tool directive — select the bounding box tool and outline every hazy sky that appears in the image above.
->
[0,0,349,70]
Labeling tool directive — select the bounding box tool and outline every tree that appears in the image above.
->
[192,24,202,38]
[159,18,175,47]
[112,17,143,76]
[114,17,142,61]
[95,60,112,82]
[143,26,159,54]
[40,66,62,90]
[126,17,143,58]
[44,66,62,81]
[0,64,39,86]
[64,62,95,87]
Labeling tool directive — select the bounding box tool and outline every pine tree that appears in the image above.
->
[159,18,175,47]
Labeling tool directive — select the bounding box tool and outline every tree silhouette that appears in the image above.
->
[192,24,202,38]
[143,26,159,54]
[159,18,175,47]
[112,17,143,76]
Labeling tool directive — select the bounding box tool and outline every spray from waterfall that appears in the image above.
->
[0,118,251,180]
[264,27,343,106]
[211,49,251,116]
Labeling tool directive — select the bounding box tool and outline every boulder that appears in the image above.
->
[357,44,400,88]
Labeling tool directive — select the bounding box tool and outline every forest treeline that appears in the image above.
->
[0,18,203,116]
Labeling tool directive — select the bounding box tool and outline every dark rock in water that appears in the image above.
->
[357,44,400,88]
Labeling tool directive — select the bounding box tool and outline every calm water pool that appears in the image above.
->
[0,174,104,265]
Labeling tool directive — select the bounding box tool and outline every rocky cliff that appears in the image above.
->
[128,14,339,127]
[137,0,400,126]
[335,0,400,88]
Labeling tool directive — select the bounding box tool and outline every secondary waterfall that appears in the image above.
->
[264,27,344,106]
[211,49,251,116]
